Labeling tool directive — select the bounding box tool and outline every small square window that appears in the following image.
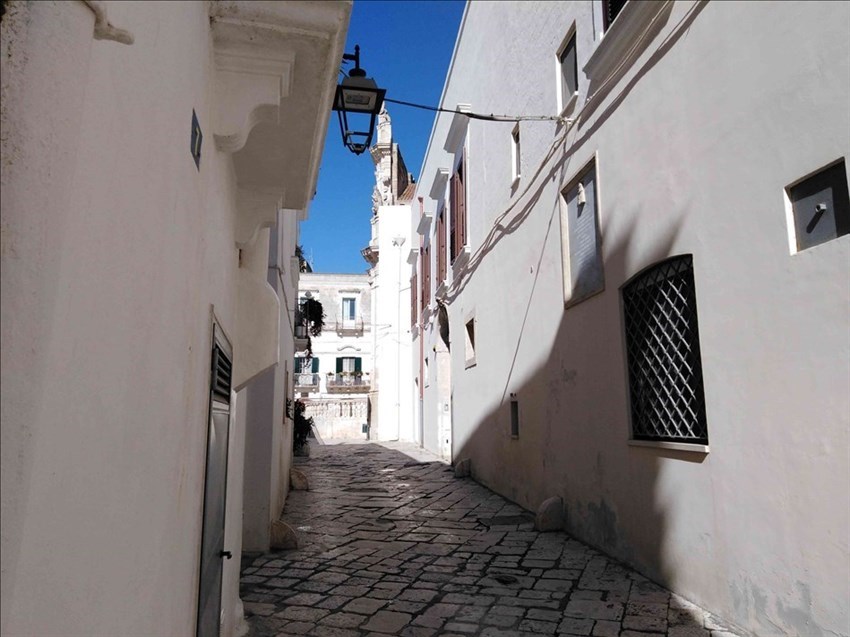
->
[464,317,476,368]
[511,125,521,183]
[558,33,578,111]
[787,159,850,253]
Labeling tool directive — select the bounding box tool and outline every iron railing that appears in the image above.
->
[326,373,370,392]
[294,373,320,390]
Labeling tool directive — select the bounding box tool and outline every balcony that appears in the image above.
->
[335,316,365,336]
[295,372,320,392]
[294,310,309,351]
[325,372,371,393]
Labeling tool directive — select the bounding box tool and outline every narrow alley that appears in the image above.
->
[240,442,741,637]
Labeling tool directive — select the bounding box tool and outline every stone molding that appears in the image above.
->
[235,186,284,248]
[211,22,295,153]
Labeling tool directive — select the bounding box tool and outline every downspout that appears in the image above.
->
[418,196,425,447]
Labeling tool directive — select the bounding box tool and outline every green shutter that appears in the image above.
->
[336,357,343,373]
[354,357,362,373]
[312,357,319,373]
[294,357,299,373]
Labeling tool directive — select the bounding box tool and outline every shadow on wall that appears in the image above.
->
[446,2,762,631]
[453,207,684,577]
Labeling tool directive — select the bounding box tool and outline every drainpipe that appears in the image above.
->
[417,197,425,448]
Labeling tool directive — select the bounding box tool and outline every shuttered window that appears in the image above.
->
[437,206,447,283]
[422,243,431,309]
[211,344,232,404]
[336,357,361,373]
[450,152,467,262]
[411,272,418,326]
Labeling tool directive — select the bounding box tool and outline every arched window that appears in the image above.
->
[622,255,708,444]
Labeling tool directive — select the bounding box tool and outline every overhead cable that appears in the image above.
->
[383,97,570,124]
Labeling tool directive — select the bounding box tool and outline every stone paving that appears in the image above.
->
[240,441,742,637]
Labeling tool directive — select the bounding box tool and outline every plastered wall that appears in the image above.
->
[0,1,314,634]
[413,2,849,635]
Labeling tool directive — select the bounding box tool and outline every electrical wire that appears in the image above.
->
[383,96,568,124]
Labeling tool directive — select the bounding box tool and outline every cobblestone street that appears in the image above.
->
[240,442,741,637]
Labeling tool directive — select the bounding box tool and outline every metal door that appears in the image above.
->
[197,333,233,637]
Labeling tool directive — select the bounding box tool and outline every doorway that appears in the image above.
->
[196,326,233,637]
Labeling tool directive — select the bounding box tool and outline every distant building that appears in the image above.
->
[295,273,372,440]
[410,2,849,636]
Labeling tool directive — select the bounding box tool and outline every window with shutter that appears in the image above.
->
[450,151,467,262]
[411,273,418,326]
[437,206,447,283]
[423,244,431,308]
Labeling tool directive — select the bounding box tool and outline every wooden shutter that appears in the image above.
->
[411,273,418,325]
[457,153,467,250]
[336,357,343,373]
[211,345,232,404]
[423,244,431,307]
[437,208,446,283]
[354,357,362,373]
[450,172,458,261]
[311,357,319,373]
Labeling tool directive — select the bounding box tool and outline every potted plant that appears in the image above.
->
[292,399,313,457]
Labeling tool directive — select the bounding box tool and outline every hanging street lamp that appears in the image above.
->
[333,45,386,155]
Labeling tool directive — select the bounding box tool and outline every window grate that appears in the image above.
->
[622,255,707,443]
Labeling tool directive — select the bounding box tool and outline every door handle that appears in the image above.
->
[219,550,233,559]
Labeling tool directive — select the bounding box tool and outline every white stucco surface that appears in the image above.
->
[0,1,350,635]
[411,2,850,636]
[373,206,414,442]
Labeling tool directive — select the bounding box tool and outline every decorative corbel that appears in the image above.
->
[235,186,284,249]
[211,20,295,153]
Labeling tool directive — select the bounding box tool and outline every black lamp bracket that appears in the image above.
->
[343,45,366,78]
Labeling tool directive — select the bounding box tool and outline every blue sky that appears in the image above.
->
[301,0,466,274]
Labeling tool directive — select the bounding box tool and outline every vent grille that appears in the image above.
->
[623,255,707,443]
[211,345,232,403]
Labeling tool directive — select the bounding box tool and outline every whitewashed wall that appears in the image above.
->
[413,2,849,635]
[0,1,349,635]
[373,205,415,442]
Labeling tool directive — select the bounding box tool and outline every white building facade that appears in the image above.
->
[411,2,849,636]
[296,273,372,440]
[363,108,416,443]
[0,2,350,636]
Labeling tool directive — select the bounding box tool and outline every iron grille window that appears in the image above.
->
[622,255,708,444]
